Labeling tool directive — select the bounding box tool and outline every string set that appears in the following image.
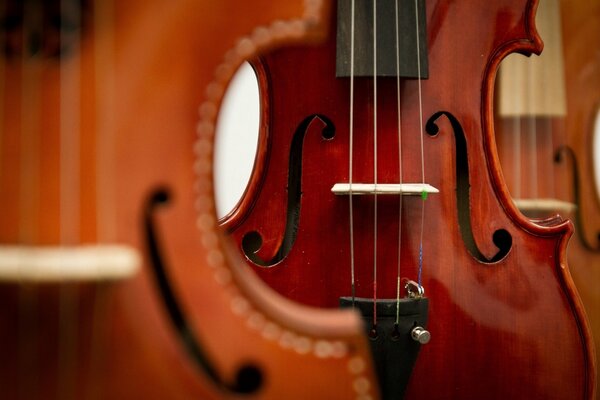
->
[346,0,428,328]
[394,0,404,326]
[372,0,378,329]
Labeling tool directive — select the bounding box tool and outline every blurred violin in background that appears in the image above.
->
[496,0,600,392]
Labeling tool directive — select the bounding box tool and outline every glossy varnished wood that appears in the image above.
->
[560,0,600,396]
[496,1,600,397]
[0,1,380,398]
[222,1,596,398]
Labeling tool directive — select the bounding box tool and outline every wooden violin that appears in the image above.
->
[0,1,380,398]
[221,0,596,398]
[496,0,600,395]
[562,3,600,393]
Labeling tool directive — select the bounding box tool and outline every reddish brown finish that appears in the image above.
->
[561,1,600,399]
[561,1,600,251]
[497,1,600,396]
[0,1,380,399]
[563,1,600,395]
[223,1,596,398]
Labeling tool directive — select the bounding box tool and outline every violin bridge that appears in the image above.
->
[331,183,439,196]
[513,198,576,214]
[0,245,141,282]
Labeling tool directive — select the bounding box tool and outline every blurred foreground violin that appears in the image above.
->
[0,0,380,398]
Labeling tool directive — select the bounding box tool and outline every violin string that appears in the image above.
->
[414,0,426,288]
[545,0,564,202]
[58,0,82,396]
[511,61,522,199]
[372,0,378,328]
[89,0,117,395]
[545,4,561,201]
[513,120,522,199]
[19,2,42,395]
[515,115,522,198]
[526,59,538,200]
[96,2,117,244]
[348,0,356,305]
[0,5,4,188]
[19,2,40,249]
[0,35,12,393]
[548,119,557,198]
[60,2,81,249]
[394,0,403,326]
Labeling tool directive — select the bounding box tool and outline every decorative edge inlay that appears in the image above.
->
[192,1,374,398]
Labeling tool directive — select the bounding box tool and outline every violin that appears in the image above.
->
[0,0,379,398]
[562,2,600,393]
[496,0,600,394]
[221,0,596,398]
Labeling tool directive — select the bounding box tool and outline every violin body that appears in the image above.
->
[496,0,600,396]
[0,1,379,399]
[561,4,600,394]
[222,0,596,398]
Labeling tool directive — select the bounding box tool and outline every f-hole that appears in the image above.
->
[242,114,335,267]
[144,188,263,395]
[425,111,512,263]
[555,146,600,251]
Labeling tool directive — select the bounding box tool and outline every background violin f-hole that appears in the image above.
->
[496,0,600,393]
